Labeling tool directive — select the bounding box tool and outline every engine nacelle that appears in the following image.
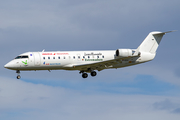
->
[115,49,134,57]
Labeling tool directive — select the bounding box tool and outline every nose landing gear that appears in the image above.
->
[16,70,21,79]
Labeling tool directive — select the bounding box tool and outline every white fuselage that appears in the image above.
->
[4,50,155,71]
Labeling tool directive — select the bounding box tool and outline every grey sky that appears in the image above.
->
[0,0,180,119]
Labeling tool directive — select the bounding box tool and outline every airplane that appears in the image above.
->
[4,31,173,79]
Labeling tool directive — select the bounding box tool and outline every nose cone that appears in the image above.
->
[4,61,16,70]
[4,63,9,68]
[4,62,12,69]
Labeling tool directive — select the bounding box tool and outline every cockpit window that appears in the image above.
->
[21,56,28,58]
[15,55,29,59]
[15,56,21,59]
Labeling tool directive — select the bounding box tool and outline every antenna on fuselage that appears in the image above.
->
[42,49,45,52]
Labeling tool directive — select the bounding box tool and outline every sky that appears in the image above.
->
[0,0,180,120]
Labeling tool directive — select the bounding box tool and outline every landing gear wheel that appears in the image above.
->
[16,70,21,79]
[17,75,21,79]
[91,71,97,77]
[82,73,88,78]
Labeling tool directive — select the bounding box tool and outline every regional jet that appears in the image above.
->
[4,31,173,79]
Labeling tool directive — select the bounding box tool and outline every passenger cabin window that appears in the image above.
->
[15,55,28,59]
[102,56,104,58]
[48,57,50,59]
[53,57,55,59]
[43,57,45,59]
[58,57,60,59]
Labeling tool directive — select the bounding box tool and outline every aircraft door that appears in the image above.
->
[33,52,41,66]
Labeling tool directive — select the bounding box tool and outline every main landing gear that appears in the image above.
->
[16,70,21,79]
[80,70,97,78]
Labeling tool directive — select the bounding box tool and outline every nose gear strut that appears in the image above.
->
[16,70,21,79]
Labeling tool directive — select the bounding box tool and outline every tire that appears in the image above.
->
[82,73,88,78]
[17,75,21,79]
[91,71,97,77]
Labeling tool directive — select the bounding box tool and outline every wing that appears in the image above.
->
[72,55,140,72]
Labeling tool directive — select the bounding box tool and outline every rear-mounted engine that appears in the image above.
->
[115,49,134,57]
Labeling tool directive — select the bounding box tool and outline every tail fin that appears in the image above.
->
[136,31,174,54]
